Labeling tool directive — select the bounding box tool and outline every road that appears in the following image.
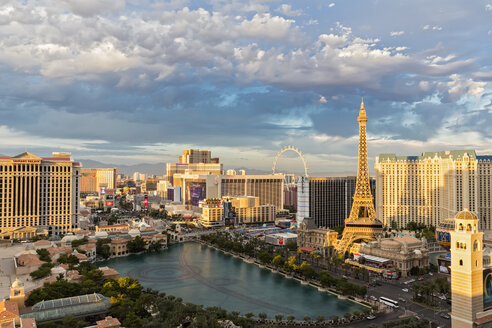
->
[364,275,451,328]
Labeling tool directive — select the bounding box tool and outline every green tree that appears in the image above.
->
[303,315,311,321]
[245,312,254,319]
[57,254,79,266]
[258,312,267,320]
[258,250,272,264]
[285,241,297,251]
[127,236,147,253]
[299,262,315,279]
[272,254,284,267]
[316,315,325,322]
[344,312,352,320]
[96,239,111,259]
[36,249,51,262]
[330,315,339,322]
[30,263,53,279]
[274,314,283,321]
[123,311,142,328]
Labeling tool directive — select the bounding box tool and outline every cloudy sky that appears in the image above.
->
[0,0,491,175]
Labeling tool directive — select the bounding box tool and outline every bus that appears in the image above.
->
[379,297,399,308]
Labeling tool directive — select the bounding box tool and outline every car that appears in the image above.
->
[429,272,433,276]
[402,288,409,292]
[438,295,447,300]
[366,315,376,320]
[440,313,451,319]
[369,296,378,301]
[418,277,424,281]
[398,297,406,302]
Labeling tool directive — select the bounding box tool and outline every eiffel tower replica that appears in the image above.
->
[335,100,383,254]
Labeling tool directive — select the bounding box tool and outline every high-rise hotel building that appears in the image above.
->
[375,150,492,229]
[304,176,376,228]
[166,149,222,184]
[0,152,81,238]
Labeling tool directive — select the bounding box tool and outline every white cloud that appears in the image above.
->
[59,0,125,17]
[423,25,443,31]
[486,4,492,11]
[328,3,335,8]
[390,31,404,36]
[319,95,327,103]
[276,4,302,17]
[445,74,486,100]
[306,19,318,25]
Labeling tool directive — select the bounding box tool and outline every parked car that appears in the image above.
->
[440,313,451,319]
[366,315,376,320]
[418,277,424,281]
[402,288,409,292]
[438,295,447,300]
[370,296,378,301]
[429,272,433,276]
[398,297,406,302]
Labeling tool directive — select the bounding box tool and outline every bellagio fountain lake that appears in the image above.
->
[98,242,364,318]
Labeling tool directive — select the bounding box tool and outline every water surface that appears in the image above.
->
[99,242,363,318]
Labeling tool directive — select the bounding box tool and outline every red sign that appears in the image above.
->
[278,238,283,245]
[106,201,113,206]
[144,196,148,209]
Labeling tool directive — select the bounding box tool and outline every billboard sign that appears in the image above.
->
[106,201,113,207]
[144,196,148,209]
[189,182,206,206]
[484,268,492,310]
[437,258,451,275]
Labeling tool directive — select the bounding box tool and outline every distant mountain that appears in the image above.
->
[79,159,165,176]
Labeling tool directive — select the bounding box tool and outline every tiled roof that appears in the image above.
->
[96,316,121,328]
[0,300,19,323]
[17,254,45,267]
[21,318,37,327]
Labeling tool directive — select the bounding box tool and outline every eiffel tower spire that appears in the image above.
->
[335,100,383,254]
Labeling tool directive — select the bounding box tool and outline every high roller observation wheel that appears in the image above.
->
[272,145,309,177]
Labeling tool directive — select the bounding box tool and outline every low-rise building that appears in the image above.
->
[16,254,46,275]
[358,235,429,277]
[95,224,130,233]
[265,233,297,246]
[296,217,338,257]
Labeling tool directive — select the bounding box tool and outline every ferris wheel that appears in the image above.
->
[272,145,308,177]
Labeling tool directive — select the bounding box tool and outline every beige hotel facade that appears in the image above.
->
[375,150,492,229]
[0,152,81,238]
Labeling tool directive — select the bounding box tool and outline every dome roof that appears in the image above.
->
[12,278,24,288]
[61,235,78,242]
[380,239,401,251]
[456,210,477,220]
[95,231,109,238]
[128,229,141,237]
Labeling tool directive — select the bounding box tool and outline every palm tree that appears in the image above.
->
[287,315,295,321]
[275,314,283,321]
[304,315,311,322]
[245,312,254,319]
[258,312,267,321]
[316,315,325,322]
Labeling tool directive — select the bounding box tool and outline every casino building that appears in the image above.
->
[0,152,81,238]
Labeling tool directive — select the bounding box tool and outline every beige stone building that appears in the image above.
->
[358,235,429,277]
[0,152,81,238]
[80,168,117,193]
[199,196,275,228]
[375,150,492,229]
[296,218,338,257]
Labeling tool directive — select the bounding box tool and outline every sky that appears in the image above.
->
[0,0,491,175]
